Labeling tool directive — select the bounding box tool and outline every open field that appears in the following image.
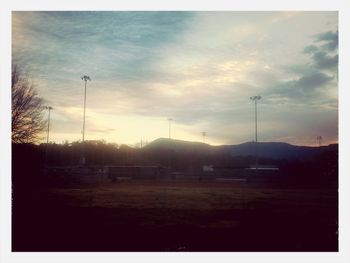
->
[12,180,338,251]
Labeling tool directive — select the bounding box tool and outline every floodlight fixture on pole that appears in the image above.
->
[81,75,91,143]
[168,118,173,139]
[250,95,262,173]
[45,106,53,144]
[202,132,206,143]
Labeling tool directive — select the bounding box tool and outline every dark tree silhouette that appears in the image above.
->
[12,66,45,143]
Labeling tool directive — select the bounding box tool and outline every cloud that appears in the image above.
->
[12,12,338,145]
[300,31,338,70]
[315,30,338,51]
[12,11,194,84]
[312,52,338,70]
[294,72,333,90]
[89,128,116,134]
[267,71,333,103]
[303,45,318,54]
[269,28,338,107]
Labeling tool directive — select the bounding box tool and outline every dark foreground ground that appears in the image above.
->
[12,179,338,252]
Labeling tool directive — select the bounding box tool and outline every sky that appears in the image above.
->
[12,11,338,146]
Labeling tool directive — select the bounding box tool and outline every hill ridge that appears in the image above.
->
[145,138,337,160]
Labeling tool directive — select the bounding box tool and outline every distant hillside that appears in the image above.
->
[144,138,210,153]
[229,142,337,160]
[145,138,338,160]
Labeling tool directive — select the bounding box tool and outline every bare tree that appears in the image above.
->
[12,66,45,143]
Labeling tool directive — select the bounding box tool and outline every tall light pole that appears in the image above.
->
[168,118,173,139]
[45,106,53,144]
[250,95,262,174]
[81,75,91,143]
[202,131,206,143]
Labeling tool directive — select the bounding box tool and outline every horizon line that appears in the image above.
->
[31,137,339,148]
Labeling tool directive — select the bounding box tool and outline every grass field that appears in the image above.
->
[12,180,338,251]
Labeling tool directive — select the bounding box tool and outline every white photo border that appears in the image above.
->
[1,0,349,262]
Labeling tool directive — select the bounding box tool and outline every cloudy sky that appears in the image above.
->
[12,11,338,146]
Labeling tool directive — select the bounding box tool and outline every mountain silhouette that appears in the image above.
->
[145,138,337,160]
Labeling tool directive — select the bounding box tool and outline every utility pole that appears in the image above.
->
[44,106,53,171]
[250,96,262,175]
[168,118,173,139]
[202,131,206,143]
[45,106,53,144]
[81,75,91,165]
[81,75,91,143]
